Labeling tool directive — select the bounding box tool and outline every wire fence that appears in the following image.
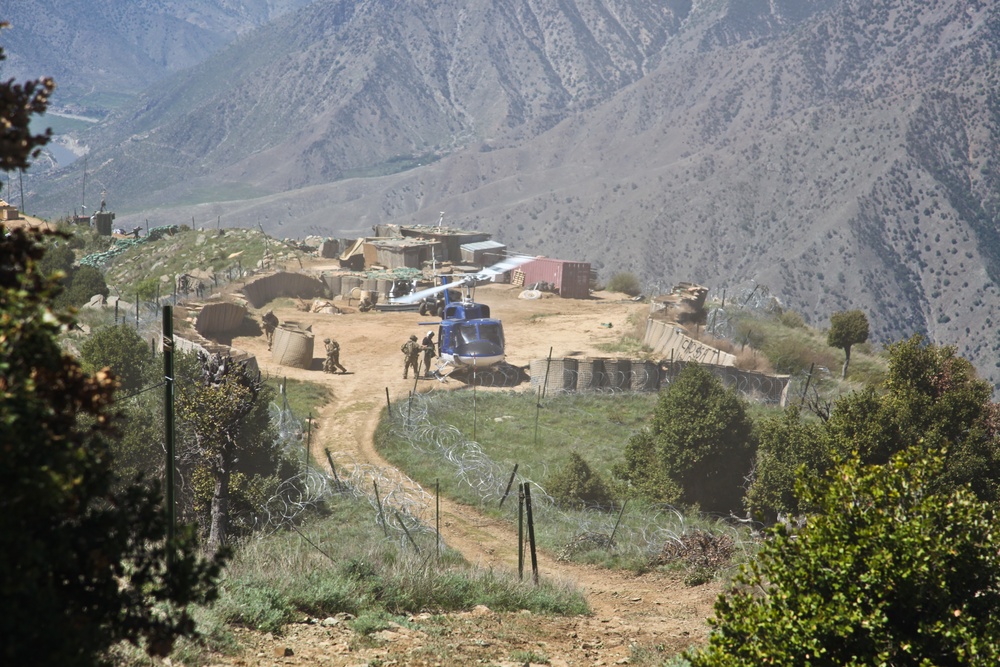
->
[380,391,757,561]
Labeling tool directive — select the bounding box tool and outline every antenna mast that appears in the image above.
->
[81,156,88,216]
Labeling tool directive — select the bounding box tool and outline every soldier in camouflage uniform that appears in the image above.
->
[324,338,347,374]
[421,331,436,377]
[262,311,279,350]
[401,334,421,379]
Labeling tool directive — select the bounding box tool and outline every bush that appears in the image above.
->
[79,324,153,393]
[744,407,833,522]
[546,452,615,509]
[61,264,109,306]
[606,272,641,296]
[689,450,1000,666]
[134,276,161,302]
[615,364,756,513]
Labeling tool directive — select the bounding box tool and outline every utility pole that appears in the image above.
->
[163,306,176,564]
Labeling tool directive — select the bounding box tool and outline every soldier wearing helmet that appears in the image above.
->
[401,334,421,379]
[323,337,346,374]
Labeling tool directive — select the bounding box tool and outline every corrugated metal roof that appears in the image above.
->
[460,240,505,251]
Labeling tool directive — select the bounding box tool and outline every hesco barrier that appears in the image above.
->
[324,274,343,295]
[528,357,790,405]
[529,358,576,393]
[341,275,363,297]
[193,301,247,336]
[576,357,602,390]
[271,322,314,369]
[240,271,327,308]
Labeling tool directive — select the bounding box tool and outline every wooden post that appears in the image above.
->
[436,479,440,559]
[499,463,519,509]
[524,482,539,585]
[518,483,525,581]
[324,448,342,489]
[162,306,176,566]
[373,480,388,537]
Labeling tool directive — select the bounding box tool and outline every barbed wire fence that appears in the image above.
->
[379,391,753,563]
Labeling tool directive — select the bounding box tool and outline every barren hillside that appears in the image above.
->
[17,0,1000,391]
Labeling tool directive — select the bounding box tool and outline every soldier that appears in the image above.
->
[401,334,421,379]
[324,338,347,374]
[262,311,279,350]
[421,331,436,377]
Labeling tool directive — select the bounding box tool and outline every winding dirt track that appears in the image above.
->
[216,272,720,665]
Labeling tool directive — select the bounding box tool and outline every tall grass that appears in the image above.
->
[208,493,587,638]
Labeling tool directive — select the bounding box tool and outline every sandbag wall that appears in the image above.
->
[529,357,790,405]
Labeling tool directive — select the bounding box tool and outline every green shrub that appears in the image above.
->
[744,407,834,522]
[689,450,1000,666]
[777,310,806,328]
[61,264,109,306]
[133,276,161,301]
[79,323,153,393]
[546,452,615,509]
[615,364,755,513]
[607,271,642,296]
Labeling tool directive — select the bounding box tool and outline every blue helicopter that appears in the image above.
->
[394,255,533,373]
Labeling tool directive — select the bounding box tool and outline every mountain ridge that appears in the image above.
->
[11,0,1000,389]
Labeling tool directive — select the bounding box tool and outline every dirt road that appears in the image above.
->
[216,276,720,666]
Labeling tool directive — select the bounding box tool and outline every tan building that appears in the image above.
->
[0,199,20,221]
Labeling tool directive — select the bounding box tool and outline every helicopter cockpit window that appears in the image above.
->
[456,323,480,346]
[477,322,504,347]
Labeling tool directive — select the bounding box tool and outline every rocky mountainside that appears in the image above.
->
[16,0,1000,390]
[0,0,312,112]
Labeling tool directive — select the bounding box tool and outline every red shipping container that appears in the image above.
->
[518,258,591,299]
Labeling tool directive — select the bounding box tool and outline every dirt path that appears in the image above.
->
[215,277,720,665]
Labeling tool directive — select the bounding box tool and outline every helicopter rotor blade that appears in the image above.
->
[478,254,534,279]
[393,254,536,304]
[394,280,459,304]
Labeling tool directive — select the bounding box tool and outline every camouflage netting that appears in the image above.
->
[78,225,179,268]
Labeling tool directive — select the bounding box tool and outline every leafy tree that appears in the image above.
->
[744,406,833,522]
[177,352,279,552]
[79,324,153,393]
[62,264,109,306]
[827,309,869,379]
[547,452,615,509]
[0,24,52,171]
[615,364,755,513]
[1,35,223,664]
[606,271,642,296]
[688,450,1000,666]
[828,335,1000,501]
[38,239,74,278]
